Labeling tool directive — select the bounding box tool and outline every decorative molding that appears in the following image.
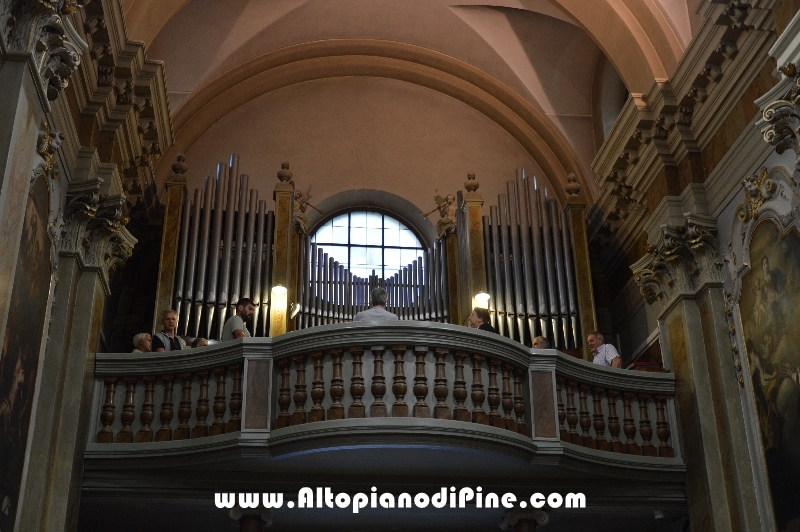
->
[588,0,776,275]
[632,214,723,311]
[1,0,88,101]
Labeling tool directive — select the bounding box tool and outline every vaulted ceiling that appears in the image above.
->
[128,0,701,209]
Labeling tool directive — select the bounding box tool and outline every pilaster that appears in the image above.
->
[270,162,294,336]
[152,155,187,330]
[632,205,760,531]
[463,172,486,303]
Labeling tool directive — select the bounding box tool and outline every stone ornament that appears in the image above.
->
[424,189,457,239]
[762,62,800,157]
[292,185,321,236]
[1,0,88,101]
[60,183,137,294]
[632,215,722,310]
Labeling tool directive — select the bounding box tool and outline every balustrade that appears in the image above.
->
[89,323,678,463]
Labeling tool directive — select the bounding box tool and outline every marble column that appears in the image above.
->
[632,207,760,531]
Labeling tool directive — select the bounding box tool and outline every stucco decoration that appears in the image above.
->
[59,181,137,294]
[1,0,88,101]
[30,120,66,272]
[762,62,800,179]
[631,214,722,311]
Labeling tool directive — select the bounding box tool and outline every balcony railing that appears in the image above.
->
[88,322,681,468]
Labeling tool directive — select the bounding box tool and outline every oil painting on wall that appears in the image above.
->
[0,177,51,531]
[741,220,800,530]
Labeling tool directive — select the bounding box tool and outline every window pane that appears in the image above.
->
[350,226,368,245]
[331,226,348,244]
[366,226,383,245]
[383,227,400,246]
[322,245,348,265]
[332,213,349,227]
[399,228,418,247]
[367,247,382,268]
[384,216,400,230]
[350,211,367,228]
[384,248,400,268]
[366,211,383,229]
[400,249,420,267]
[350,246,367,267]
[314,225,333,244]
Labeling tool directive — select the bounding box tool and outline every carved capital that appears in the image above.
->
[762,65,800,156]
[60,182,136,293]
[2,0,88,101]
[632,215,722,309]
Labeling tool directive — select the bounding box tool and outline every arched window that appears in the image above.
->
[311,211,424,278]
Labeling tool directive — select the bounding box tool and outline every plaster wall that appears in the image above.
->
[183,76,551,220]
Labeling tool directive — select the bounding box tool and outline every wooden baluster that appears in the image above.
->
[565,380,580,444]
[471,354,488,425]
[638,393,657,456]
[96,377,118,443]
[513,368,529,436]
[328,349,345,420]
[578,384,594,447]
[556,376,567,441]
[370,346,388,417]
[622,392,640,454]
[309,351,326,422]
[391,345,408,417]
[501,363,517,432]
[155,374,174,442]
[413,346,430,418]
[606,389,624,453]
[487,358,503,428]
[592,386,610,451]
[349,347,366,418]
[452,351,470,421]
[191,370,210,438]
[209,367,227,435]
[654,395,675,457]
[174,373,193,440]
[116,377,137,443]
[136,376,156,442]
[225,364,243,433]
[433,348,451,419]
[289,355,308,425]
[274,359,292,429]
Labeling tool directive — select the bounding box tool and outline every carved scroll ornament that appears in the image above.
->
[1,0,88,101]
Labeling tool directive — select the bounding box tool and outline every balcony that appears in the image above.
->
[80,322,686,531]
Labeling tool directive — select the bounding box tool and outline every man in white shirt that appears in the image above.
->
[588,332,621,368]
[222,298,256,341]
[131,333,151,353]
[353,288,398,321]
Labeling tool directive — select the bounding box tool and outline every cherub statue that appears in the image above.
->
[293,185,322,235]
[424,189,457,239]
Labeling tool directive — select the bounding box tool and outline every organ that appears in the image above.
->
[159,154,596,357]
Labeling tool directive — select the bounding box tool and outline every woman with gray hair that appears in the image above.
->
[131,333,151,353]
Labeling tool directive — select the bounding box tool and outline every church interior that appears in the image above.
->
[2,0,800,530]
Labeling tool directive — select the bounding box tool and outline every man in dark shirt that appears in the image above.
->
[152,309,187,352]
[468,307,497,333]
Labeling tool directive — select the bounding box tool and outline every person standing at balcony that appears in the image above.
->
[131,333,151,353]
[588,332,621,368]
[468,307,497,333]
[222,298,256,340]
[153,310,187,352]
[353,288,398,321]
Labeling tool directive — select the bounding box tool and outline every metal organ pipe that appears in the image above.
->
[517,172,538,343]
[549,198,569,347]
[251,200,267,336]
[205,163,227,333]
[180,188,203,335]
[193,176,215,337]
[173,191,191,326]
